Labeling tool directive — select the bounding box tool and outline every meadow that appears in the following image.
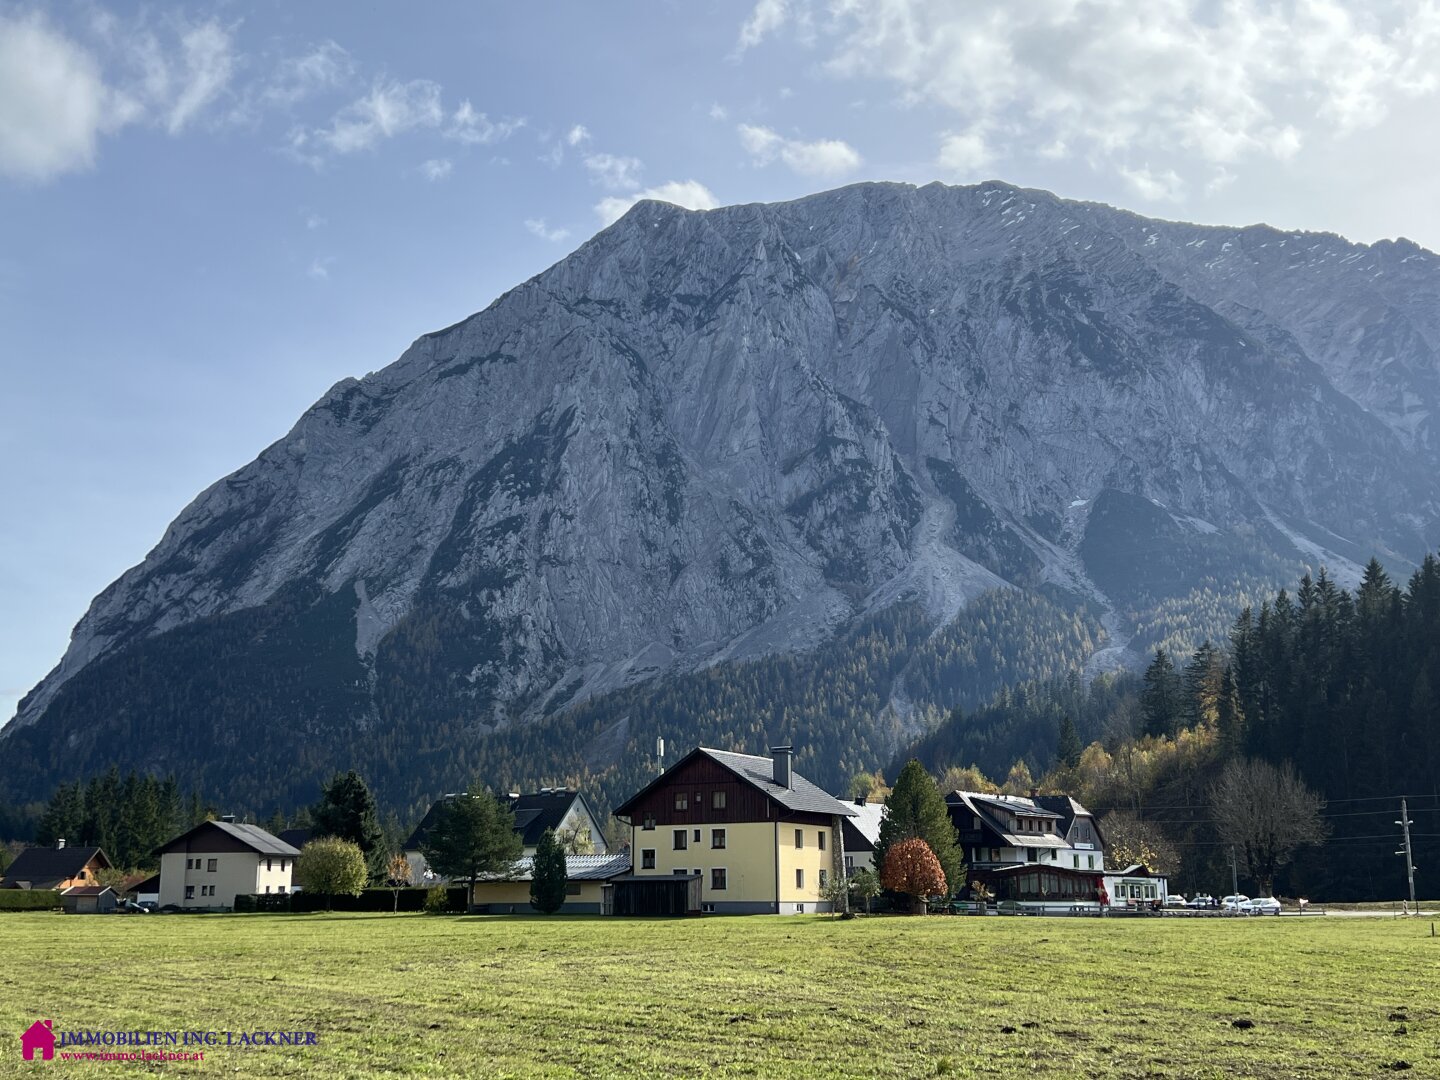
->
[1,912,1435,1078]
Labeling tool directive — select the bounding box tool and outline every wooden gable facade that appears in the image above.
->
[616,752,834,829]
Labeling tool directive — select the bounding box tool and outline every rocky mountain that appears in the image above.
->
[6,180,1439,813]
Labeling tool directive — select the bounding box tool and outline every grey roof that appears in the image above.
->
[949,791,1067,848]
[1,845,110,889]
[697,748,856,817]
[158,820,300,857]
[60,885,115,896]
[838,799,885,849]
[476,852,631,883]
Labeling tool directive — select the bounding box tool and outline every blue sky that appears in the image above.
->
[4,0,1440,725]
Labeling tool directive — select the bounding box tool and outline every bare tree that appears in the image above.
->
[1210,758,1327,895]
[1100,810,1180,875]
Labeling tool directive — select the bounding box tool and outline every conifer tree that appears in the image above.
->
[529,828,568,914]
[1140,649,1182,738]
[1056,714,1082,769]
[313,771,387,882]
[876,760,963,896]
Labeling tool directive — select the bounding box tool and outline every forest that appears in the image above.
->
[902,556,1440,900]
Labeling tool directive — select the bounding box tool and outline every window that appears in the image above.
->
[207,859,217,872]
[674,793,688,811]
[185,885,195,899]
[795,868,805,889]
[795,904,805,913]
[673,869,689,876]
[566,883,582,896]
[673,829,688,850]
[711,868,727,891]
[1073,855,1079,868]
[693,829,701,842]
[1087,855,1095,870]
[712,791,727,809]
[265,885,271,894]
[281,860,288,872]
[703,903,716,913]
[989,848,1001,862]
[711,829,727,849]
[266,859,273,871]
[794,829,804,849]
[278,886,287,894]
[845,855,854,872]
[642,814,655,831]
[641,849,656,869]
[819,869,828,889]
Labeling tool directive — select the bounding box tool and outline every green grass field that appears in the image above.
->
[1,912,1436,1078]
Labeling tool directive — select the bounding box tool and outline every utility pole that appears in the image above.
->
[1230,845,1238,900]
[1396,799,1417,915]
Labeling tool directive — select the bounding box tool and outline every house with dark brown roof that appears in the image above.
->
[611,745,856,915]
[156,818,299,910]
[404,788,608,883]
[1,840,111,891]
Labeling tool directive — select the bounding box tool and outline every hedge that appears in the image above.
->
[233,887,467,914]
[0,890,63,911]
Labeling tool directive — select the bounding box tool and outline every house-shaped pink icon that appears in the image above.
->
[21,1020,56,1061]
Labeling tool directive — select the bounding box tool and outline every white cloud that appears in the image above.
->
[737,123,861,176]
[0,13,113,181]
[251,41,355,113]
[1121,164,1185,203]
[316,79,444,154]
[738,0,789,50]
[753,1,1440,200]
[524,217,571,242]
[304,212,327,230]
[307,256,335,279]
[596,180,719,225]
[566,124,590,146]
[446,101,524,145]
[164,20,235,134]
[0,10,240,182]
[936,128,993,176]
[709,104,729,121]
[584,152,644,189]
[420,158,452,182]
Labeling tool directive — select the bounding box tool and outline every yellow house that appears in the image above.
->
[469,852,631,913]
[611,746,855,915]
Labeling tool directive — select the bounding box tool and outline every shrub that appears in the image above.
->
[423,885,451,914]
[0,890,63,911]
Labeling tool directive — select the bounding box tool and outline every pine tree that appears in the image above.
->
[1140,649,1182,738]
[529,828,568,914]
[876,760,963,896]
[313,771,387,882]
[418,785,522,899]
[1056,714,1082,769]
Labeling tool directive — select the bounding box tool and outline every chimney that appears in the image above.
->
[56,837,66,849]
[771,745,793,790]
[1029,788,1040,800]
[854,796,866,807]
[221,814,236,824]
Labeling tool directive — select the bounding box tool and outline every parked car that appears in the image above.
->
[1220,894,1250,913]
[1186,894,1215,909]
[119,899,150,914]
[1162,894,1187,908]
[1241,896,1282,916]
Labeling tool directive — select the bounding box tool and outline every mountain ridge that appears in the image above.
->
[6,178,1438,809]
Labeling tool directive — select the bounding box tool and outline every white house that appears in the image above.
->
[837,797,885,875]
[156,818,299,910]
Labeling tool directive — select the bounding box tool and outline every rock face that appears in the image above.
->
[5,180,1439,805]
